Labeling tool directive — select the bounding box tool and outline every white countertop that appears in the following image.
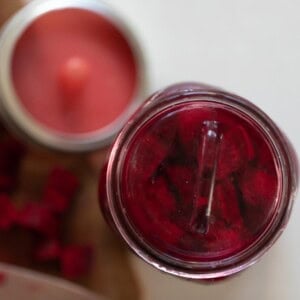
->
[108,0,300,299]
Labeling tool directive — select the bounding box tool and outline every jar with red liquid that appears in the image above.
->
[99,82,298,280]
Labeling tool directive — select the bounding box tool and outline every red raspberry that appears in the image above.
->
[35,239,61,261]
[17,203,59,237]
[43,188,70,214]
[60,245,93,280]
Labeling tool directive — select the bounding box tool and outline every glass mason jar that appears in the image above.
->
[99,82,298,280]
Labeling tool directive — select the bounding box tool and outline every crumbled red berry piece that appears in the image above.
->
[17,203,59,237]
[0,194,17,230]
[45,167,79,199]
[43,188,70,214]
[60,245,93,280]
[35,239,61,262]
[240,168,277,207]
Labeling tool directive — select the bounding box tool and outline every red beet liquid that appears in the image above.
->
[100,83,297,279]
[121,103,279,261]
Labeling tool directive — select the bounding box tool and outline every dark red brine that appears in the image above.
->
[99,83,298,280]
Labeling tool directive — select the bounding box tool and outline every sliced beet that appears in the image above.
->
[217,125,255,179]
[236,125,255,161]
[128,115,177,182]
[164,164,195,206]
[130,134,171,181]
[145,177,175,218]
[240,168,278,207]
[214,180,243,229]
[177,108,214,153]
